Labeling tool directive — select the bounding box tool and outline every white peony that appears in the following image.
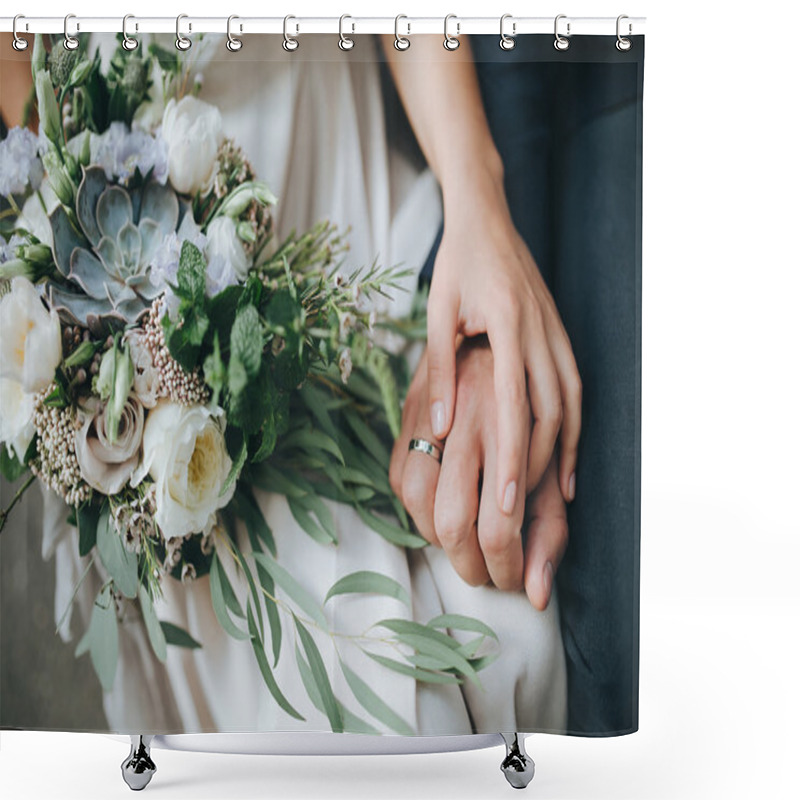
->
[0,378,35,463]
[205,215,250,295]
[131,401,234,539]
[0,277,62,393]
[160,96,223,196]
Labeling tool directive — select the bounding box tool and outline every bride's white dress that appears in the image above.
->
[41,35,567,736]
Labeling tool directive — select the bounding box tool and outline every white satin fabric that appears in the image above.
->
[42,35,567,736]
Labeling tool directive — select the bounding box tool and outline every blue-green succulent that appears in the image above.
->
[46,166,180,334]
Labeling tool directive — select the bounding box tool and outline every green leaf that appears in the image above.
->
[426,614,499,641]
[343,408,390,470]
[138,584,167,663]
[339,660,414,735]
[376,618,463,650]
[0,448,29,483]
[76,502,100,556]
[254,559,282,665]
[203,331,226,407]
[177,240,206,302]
[355,506,427,549]
[325,571,410,608]
[281,427,345,465]
[294,616,342,733]
[252,553,328,632]
[232,488,276,556]
[95,508,138,599]
[160,621,202,650]
[208,553,248,640]
[363,651,463,685]
[295,647,380,735]
[287,495,337,545]
[246,600,304,720]
[390,632,479,686]
[85,585,119,691]
[230,304,264,380]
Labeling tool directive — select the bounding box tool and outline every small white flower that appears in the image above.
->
[368,310,377,332]
[0,377,35,463]
[131,400,234,540]
[338,347,353,384]
[149,214,207,296]
[339,312,356,341]
[0,277,62,393]
[90,122,168,185]
[161,96,223,196]
[0,127,44,196]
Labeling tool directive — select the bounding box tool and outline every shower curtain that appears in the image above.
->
[0,28,643,739]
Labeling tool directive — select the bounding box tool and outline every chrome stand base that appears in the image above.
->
[121,735,156,791]
[500,733,535,789]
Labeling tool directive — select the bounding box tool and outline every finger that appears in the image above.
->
[426,280,460,440]
[548,324,582,502]
[523,457,569,611]
[477,437,525,592]
[521,312,563,494]
[400,412,442,548]
[433,423,488,587]
[485,309,529,519]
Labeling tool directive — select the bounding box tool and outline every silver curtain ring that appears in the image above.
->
[63,13,80,51]
[122,15,138,51]
[499,13,516,51]
[554,14,570,51]
[12,15,29,51]
[175,14,192,51]
[339,14,354,51]
[283,15,299,52]
[616,15,632,51]
[394,15,410,51]
[443,14,460,51]
[227,15,243,52]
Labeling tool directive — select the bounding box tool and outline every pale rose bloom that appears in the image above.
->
[124,329,160,408]
[205,215,249,290]
[0,378,35,463]
[0,277,62,393]
[131,401,234,540]
[17,180,58,248]
[75,395,144,495]
[161,96,223,196]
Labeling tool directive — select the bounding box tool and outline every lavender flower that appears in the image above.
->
[0,127,44,197]
[90,122,169,185]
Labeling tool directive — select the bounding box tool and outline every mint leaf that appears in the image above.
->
[177,240,206,303]
[230,304,263,380]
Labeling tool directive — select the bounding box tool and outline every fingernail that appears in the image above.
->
[502,481,517,515]
[568,472,576,502]
[431,401,446,438]
[543,561,554,605]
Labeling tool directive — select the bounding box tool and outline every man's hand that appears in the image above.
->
[390,339,568,609]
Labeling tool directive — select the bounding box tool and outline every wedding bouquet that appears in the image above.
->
[0,35,496,733]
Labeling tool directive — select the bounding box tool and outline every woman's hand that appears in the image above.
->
[381,35,582,515]
[390,339,568,610]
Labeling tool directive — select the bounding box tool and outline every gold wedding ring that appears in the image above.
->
[408,438,442,463]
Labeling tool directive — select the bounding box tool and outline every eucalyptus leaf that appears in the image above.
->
[138,584,167,663]
[209,553,248,640]
[85,585,119,691]
[287,496,335,545]
[160,621,202,650]
[427,613,499,641]
[254,559,282,665]
[364,651,463,685]
[355,506,427,549]
[340,660,414,735]
[294,616,342,733]
[325,571,410,608]
[95,508,138,599]
[232,487,276,556]
[253,553,328,632]
[76,501,99,557]
[246,602,304,720]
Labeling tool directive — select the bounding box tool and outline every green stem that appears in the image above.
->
[0,472,36,534]
[54,554,95,636]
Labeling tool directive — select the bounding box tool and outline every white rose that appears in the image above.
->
[18,180,58,248]
[205,215,250,295]
[0,277,62,393]
[161,96,223,196]
[124,329,160,408]
[0,378,35,463]
[131,401,234,539]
